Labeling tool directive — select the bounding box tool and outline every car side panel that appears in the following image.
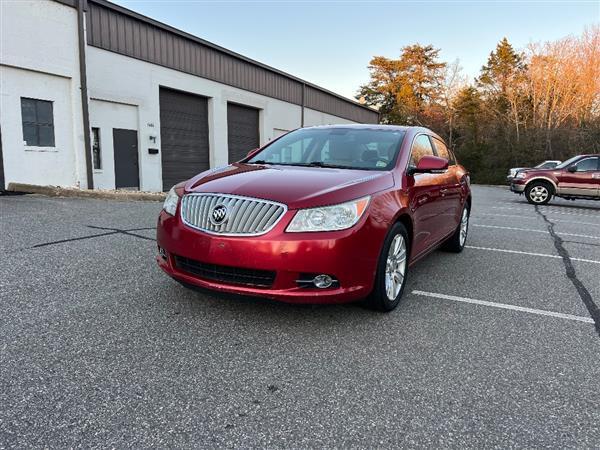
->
[556,167,598,197]
[403,173,447,256]
[593,159,600,198]
[436,165,464,236]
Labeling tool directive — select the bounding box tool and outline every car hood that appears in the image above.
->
[184,163,394,209]
[520,168,555,175]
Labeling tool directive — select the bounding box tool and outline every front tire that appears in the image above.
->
[525,181,552,205]
[366,222,409,312]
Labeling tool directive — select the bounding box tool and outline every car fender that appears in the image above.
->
[525,176,558,192]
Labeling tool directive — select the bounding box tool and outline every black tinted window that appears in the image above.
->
[574,157,599,172]
[21,98,55,147]
[409,135,435,167]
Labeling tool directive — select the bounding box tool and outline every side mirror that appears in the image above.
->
[567,165,577,173]
[246,148,260,158]
[409,155,449,175]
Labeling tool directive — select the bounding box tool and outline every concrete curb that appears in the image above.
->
[6,183,166,202]
[5,182,507,202]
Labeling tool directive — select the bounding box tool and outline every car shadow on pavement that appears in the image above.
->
[166,278,369,315]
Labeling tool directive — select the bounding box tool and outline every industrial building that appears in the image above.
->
[0,0,378,192]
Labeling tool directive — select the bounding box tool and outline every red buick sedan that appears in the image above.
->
[156,125,471,311]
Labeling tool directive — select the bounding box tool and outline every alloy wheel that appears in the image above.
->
[529,185,549,203]
[385,234,407,301]
[459,208,469,246]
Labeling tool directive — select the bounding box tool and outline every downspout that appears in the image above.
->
[301,83,305,127]
[77,0,93,189]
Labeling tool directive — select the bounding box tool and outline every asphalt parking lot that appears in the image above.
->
[1,185,599,448]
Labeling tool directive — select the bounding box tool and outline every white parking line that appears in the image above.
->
[471,224,600,240]
[476,213,599,226]
[412,290,595,324]
[465,245,600,264]
[489,206,600,217]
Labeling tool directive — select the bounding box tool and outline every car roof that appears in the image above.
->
[305,124,416,132]
[301,124,442,141]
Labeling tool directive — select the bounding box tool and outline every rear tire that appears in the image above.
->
[525,181,553,205]
[366,223,410,312]
[442,204,470,253]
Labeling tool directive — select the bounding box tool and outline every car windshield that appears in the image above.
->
[554,156,581,169]
[247,128,406,171]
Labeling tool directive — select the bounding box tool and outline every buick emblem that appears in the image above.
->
[210,204,228,225]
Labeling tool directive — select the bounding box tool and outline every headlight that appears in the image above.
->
[162,187,180,216]
[515,172,526,179]
[286,196,370,232]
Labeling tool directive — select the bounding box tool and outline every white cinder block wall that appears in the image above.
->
[0,0,368,192]
[0,0,87,188]
[0,67,78,187]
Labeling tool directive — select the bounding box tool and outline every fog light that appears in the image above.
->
[158,246,167,260]
[313,274,333,289]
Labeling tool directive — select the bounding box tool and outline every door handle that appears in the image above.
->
[440,188,448,196]
[592,173,600,179]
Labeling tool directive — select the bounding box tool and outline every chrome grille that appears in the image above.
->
[180,193,286,236]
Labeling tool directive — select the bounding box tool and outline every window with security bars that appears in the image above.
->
[92,127,102,170]
[21,98,55,147]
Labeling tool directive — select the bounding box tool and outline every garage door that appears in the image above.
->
[0,128,4,190]
[159,88,209,190]
[227,103,260,163]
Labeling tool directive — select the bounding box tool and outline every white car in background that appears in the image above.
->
[507,160,561,182]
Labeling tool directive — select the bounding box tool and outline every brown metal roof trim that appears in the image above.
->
[78,0,378,123]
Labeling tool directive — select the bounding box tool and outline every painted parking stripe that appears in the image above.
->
[412,290,594,324]
[488,206,600,217]
[465,245,600,264]
[471,224,600,240]
[476,213,599,226]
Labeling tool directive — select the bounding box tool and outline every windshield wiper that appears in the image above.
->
[247,160,269,165]
[305,161,351,169]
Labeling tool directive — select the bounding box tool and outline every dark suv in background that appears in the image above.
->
[510,154,600,204]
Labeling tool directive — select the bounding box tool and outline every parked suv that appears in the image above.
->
[510,154,600,204]
[157,125,471,311]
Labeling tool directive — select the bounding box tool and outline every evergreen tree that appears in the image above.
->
[357,45,446,125]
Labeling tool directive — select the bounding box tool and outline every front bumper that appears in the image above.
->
[156,208,386,304]
[510,182,525,193]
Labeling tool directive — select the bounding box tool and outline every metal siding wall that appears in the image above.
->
[85,1,378,123]
[305,86,378,123]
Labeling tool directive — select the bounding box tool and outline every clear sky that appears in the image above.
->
[112,1,599,100]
